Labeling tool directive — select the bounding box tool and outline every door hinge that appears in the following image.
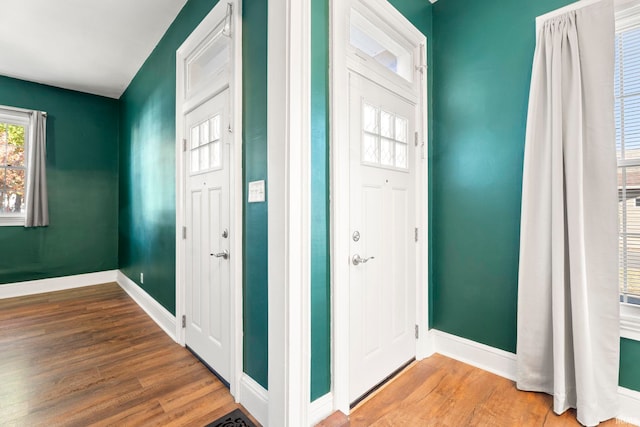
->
[182,138,187,152]
[414,131,419,147]
[415,324,419,339]
[182,226,187,239]
[415,227,419,242]
[182,315,186,328]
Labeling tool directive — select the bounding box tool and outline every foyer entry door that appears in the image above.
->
[185,89,231,384]
[348,72,417,402]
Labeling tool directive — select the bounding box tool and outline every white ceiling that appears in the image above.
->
[0,0,187,99]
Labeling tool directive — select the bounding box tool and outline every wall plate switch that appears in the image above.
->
[248,180,266,203]
[140,272,144,284]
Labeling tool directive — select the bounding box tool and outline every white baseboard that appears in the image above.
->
[0,270,118,299]
[116,270,177,342]
[309,392,334,426]
[619,386,640,424]
[239,374,269,427]
[431,329,640,423]
[431,329,517,381]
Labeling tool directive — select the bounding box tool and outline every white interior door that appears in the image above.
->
[185,89,231,383]
[349,72,417,402]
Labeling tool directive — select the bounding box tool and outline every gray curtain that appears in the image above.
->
[25,111,48,227]
[517,1,619,425]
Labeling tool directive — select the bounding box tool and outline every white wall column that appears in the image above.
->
[267,0,312,425]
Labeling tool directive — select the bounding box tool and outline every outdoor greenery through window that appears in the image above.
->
[0,119,27,216]
[616,21,640,305]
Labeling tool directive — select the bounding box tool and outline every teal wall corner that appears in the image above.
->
[0,76,118,285]
[241,0,269,390]
[310,0,331,402]
[431,0,640,393]
[118,0,270,390]
[430,0,574,352]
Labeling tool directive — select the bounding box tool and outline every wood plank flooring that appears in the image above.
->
[349,354,635,427]
[2,282,635,426]
[0,282,253,427]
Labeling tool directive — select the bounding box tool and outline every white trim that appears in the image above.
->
[116,270,177,342]
[0,216,26,227]
[175,0,244,401]
[619,386,640,425]
[239,374,269,427]
[431,329,517,381]
[431,329,640,424]
[267,0,312,426]
[309,393,334,427]
[330,0,428,414]
[621,303,640,341]
[0,270,117,299]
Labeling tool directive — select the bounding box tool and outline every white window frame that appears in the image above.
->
[0,107,31,227]
[616,0,640,341]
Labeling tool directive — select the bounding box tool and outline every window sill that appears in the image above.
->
[621,303,640,341]
[0,216,26,227]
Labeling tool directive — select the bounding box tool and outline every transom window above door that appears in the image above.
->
[190,114,222,174]
[349,9,413,83]
[361,101,409,170]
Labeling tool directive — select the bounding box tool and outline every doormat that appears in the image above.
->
[205,409,258,427]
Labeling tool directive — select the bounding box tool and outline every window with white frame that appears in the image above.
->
[0,109,30,226]
[616,3,640,306]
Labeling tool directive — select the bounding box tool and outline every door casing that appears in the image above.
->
[330,0,431,414]
[175,0,244,399]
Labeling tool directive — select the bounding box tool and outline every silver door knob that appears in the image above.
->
[211,250,229,260]
[352,254,374,265]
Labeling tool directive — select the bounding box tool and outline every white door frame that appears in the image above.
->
[175,0,244,399]
[267,0,312,425]
[330,0,431,414]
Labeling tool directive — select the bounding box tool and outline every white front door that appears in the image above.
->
[349,72,417,402]
[185,89,231,383]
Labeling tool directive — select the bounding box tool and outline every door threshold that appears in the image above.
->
[187,345,230,389]
[350,358,416,410]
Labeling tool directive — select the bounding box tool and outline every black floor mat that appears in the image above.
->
[205,408,258,427]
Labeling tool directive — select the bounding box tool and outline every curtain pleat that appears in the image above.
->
[517,1,619,425]
[25,111,48,227]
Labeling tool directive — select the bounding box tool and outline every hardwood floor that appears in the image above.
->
[0,282,254,427]
[349,354,635,427]
[2,283,634,427]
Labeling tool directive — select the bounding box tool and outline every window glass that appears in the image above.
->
[349,9,413,82]
[0,120,27,216]
[616,23,640,304]
[361,100,408,170]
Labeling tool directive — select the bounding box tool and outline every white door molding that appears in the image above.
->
[330,0,429,414]
[175,0,243,400]
[267,0,312,425]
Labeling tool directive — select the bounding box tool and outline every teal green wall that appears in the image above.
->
[311,0,331,401]
[431,0,640,392]
[431,0,572,352]
[241,0,269,389]
[0,76,118,284]
[118,0,269,389]
[621,338,640,390]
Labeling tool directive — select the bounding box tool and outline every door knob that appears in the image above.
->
[211,250,229,260]
[352,254,374,265]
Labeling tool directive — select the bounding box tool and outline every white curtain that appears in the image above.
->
[25,111,48,227]
[517,1,619,425]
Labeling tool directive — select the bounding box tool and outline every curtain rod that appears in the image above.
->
[536,0,605,33]
[0,104,47,117]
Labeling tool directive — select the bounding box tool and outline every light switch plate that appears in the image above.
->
[248,180,265,203]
